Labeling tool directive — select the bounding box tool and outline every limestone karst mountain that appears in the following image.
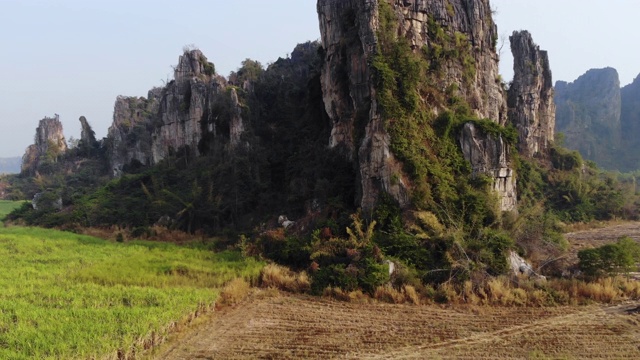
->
[555,68,640,171]
[13,0,630,287]
[18,0,559,221]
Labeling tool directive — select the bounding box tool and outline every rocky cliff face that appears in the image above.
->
[459,123,516,211]
[396,0,507,123]
[107,91,161,176]
[318,0,408,211]
[555,68,621,168]
[21,115,68,174]
[317,0,512,211]
[621,75,640,153]
[508,30,555,158]
[150,50,228,162]
[108,50,242,175]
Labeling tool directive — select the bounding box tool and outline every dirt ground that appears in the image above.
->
[565,222,640,252]
[153,223,640,359]
[154,292,640,359]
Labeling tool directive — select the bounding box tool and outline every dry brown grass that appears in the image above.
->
[374,285,406,304]
[218,278,251,306]
[260,264,311,293]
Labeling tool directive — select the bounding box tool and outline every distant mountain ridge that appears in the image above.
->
[0,157,21,174]
[555,68,640,171]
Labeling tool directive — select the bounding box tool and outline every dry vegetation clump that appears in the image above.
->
[320,275,640,307]
[322,287,371,303]
[219,278,251,306]
[374,285,406,304]
[260,264,311,293]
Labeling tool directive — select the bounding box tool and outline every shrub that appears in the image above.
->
[578,236,640,278]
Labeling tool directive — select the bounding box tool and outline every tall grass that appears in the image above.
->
[0,226,263,359]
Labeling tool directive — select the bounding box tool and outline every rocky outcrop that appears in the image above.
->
[228,88,244,148]
[151,50,227,162]
[395,0,507,123]
[555,68,621,168]
[459,123,516,211]
[107,91,161,176]
[21,115,67,174]
[508,31,555,158]
[318,0,405,211]
[107,50,241,175]
[317,0,509,211]
[79,116,98,149]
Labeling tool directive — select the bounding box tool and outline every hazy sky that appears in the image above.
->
[493,0,640,87]
[1,1,638,157]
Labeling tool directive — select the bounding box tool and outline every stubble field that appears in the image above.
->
[157,291,640,359]
[158,222,640,360]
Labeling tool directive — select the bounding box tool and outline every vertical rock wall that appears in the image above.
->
[317,0,512,211]
[459,123,516,211]
[508,31,555,158]
[554,68,621,167]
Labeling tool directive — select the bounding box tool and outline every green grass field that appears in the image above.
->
[0,226,263,359]
[0,200,24,225]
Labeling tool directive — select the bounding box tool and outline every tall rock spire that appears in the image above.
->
[508,30,556,158]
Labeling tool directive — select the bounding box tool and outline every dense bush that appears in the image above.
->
[578,237,640,278]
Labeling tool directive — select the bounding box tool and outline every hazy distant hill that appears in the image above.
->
[555,68,640,171]
[0,157,21,174]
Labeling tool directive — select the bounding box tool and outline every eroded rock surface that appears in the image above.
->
[317,0,508,211]
[459,122,516,211]
[508,30,555,158]
[21,115,67,174]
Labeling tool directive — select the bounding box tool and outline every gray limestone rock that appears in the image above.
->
[21,115,68,175]
[317,0,507,212]
[459,122,517,211]
[554,68,621,168]
[508,30,555,158]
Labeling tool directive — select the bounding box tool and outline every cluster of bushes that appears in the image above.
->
[578,237,640,278]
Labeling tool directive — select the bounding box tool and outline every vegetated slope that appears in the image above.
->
[156,291,640,359]
[0,227,262,359]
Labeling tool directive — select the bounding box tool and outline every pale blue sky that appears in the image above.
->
[493,0,640,88]
[1,1,638,157]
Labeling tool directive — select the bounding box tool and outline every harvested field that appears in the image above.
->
[155,223,640,359]
[155,292,640,359]
[566,221,640,253]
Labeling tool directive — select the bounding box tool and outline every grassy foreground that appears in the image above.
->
[0,226,263,359]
